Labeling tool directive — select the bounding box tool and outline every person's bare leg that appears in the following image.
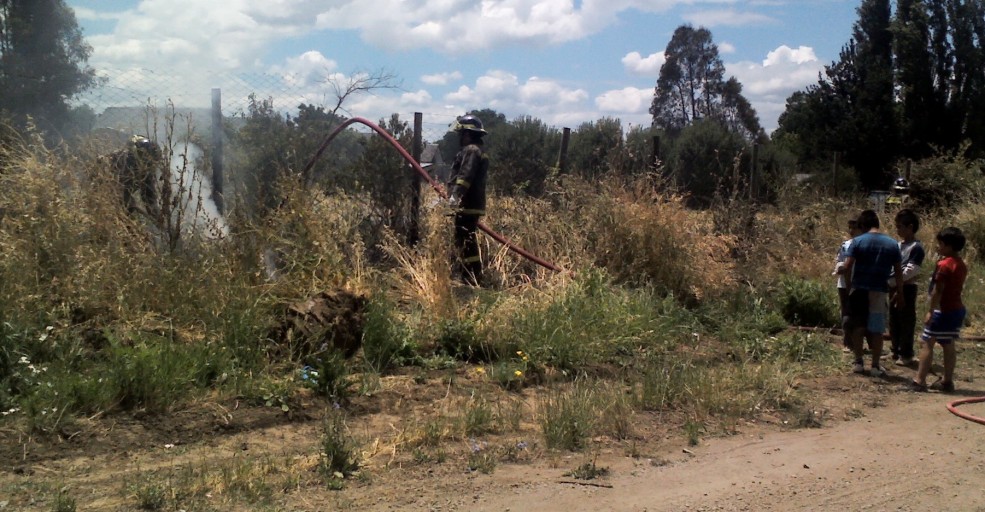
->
[942,343,957,384]
[867,331,883,369]
[915,339,935,385]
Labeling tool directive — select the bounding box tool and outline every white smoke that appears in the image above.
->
[168,142,229,239]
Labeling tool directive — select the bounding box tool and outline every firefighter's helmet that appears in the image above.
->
[129,135,156,152]
[892,177,910,195]
[451,115,487,135]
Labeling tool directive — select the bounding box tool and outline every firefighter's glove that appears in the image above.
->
[448,195,461,208]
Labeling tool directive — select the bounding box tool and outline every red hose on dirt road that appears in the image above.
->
[300,116,564,273]
[946,396,985,426]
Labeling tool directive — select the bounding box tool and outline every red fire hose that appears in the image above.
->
[946,396,985,426]
[300,116,564,273]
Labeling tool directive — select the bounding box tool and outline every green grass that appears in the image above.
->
[540,383,598,451]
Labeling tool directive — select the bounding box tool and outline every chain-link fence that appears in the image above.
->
[76,68,315,143]
[75,67,458,145]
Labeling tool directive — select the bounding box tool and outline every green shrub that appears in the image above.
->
[303,349,353,401]
[776,276,838,327]
[319,412,359,488]
[462,397,495,437]
[907,149,985,209]
[361,294,417,372]
[503,269,687,373]
[52,490,77,512]
[638,359,697,411]
[541,384,596,451]
[437,317,494,362]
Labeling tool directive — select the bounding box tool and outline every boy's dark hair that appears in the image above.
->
[895,209,920,233]
[857,210,880,231]
[937,227,966,252]
[847,219,858,228]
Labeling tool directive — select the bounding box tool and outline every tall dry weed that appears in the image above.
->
[550,175,735,302]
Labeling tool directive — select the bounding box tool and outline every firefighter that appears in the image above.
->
[887,177,910,206]
[447,115,489,286]
[109,135,162,220]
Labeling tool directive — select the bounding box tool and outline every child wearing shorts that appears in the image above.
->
[910,227,968,392]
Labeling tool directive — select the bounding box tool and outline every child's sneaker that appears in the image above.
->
[870,366,888,378]
[929,380,955,393]
[852,361,865,374]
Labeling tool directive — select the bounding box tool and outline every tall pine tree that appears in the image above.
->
[849,0,899,189]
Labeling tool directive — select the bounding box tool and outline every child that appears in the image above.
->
[889,209,925,366]
[834,219,862,351]
[841,210,903,377]
[910,227,968,392]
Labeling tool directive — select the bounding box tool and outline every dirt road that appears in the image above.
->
[4,362,985,511]
[468,390,985,512]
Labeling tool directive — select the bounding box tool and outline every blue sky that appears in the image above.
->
[69,0,860,141]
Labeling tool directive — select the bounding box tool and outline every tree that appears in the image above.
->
[649,25,761,140]
[0,0,97,138]
[775,0,898,190]
[893,0,941,157]
[667,119,747,205]
[849,0,898,188]
[487,115,560,196]
[946,0,985,156]
[567,117,624,180]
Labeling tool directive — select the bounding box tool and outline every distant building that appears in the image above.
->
[421,143,449,183]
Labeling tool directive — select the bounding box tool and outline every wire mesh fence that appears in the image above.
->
[75,67,457,144]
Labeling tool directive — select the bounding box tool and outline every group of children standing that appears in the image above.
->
[835,208,968,392]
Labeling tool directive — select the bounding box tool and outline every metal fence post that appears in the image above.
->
[211,87,224,215]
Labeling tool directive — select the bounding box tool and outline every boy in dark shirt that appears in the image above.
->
[889,209,925,366]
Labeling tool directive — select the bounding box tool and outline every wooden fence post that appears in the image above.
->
[408,112,423,247]
[651,135,660,170]
[557,127,571,174]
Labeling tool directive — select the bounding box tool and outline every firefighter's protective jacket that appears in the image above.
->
[448,143,488,216]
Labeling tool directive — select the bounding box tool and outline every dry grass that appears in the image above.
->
[4,127,984,509]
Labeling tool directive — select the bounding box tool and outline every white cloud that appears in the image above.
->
[310,0,704,54]
[682,9,775,27]
[622,51,666,75]
[82,1,318,71]
[763,45,818,66]
[443,70,588,127]
[421,71,463,86]
[726,45,824,132]
[595,87,652,113]
[719,42,736,54]
[268,51,339,87]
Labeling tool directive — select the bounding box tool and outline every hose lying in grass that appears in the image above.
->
[300,116,564,273]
